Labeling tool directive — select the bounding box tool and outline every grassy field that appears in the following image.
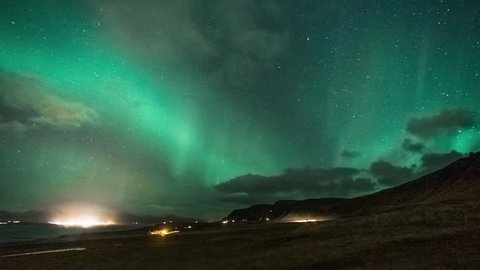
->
[1,209,480,270]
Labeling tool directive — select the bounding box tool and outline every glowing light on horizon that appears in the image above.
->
[49,217,115,228]
[48,202,117,228]
[292,219,319,223]
[284,217,330,223]
[150,229,179,236]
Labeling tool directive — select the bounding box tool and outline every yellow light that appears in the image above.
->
[292,219,318,223]
[150,229,179,236]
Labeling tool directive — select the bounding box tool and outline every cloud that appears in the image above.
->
[0,70,98,131]
[93,0,291,94]
[420,151,464,174]
[406,109,477,139]
[0,120,29,133]
[216,174,273,195]
[215,166,375,202]
[370,151,465,187]
[94,1,214,64]
[401,139,425,153]
[341,150,361,158]
[216,194,278,205]
[474,141,480,152]
[370,161,414,187]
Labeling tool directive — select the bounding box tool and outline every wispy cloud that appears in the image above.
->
[0,70,98,132]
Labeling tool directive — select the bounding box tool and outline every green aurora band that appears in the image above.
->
[0,0,479,218]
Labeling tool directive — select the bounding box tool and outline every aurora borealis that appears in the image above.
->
[1,0,480,219]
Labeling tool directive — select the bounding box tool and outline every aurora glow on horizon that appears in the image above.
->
[1,0,480,219]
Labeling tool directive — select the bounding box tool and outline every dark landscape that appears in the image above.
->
[2,153,480,269]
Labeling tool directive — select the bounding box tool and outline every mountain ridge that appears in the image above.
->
[224,152,480,223]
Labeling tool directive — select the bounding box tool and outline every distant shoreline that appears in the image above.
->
[0,223,150,247]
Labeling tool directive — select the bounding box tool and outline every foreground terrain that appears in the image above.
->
[3,154,480,269]
[1,211,479,270]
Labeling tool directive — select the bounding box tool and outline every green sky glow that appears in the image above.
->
[1,0,479,218]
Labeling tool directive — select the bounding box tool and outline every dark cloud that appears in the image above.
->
[370,151,465,187]
[94,0,290,88]
[401,138,425,153]
[370,161,414,187]
[215,167,375,202]
[341,150,361,158]
[216,194,279,205]
[420,151,465,174]
[0,70,98,132]
[216,174,272,195]
[406,109,477,139]
[217,150,468,205]
[474,141,480,152]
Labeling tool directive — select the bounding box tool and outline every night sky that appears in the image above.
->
[1,0,479,219]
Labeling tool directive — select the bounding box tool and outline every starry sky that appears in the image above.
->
[1,0,479,219]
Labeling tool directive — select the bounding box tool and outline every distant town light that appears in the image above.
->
[292,219,318,223]
[150,229,179,237]
[49,219,115,228]
[48,202,117,228]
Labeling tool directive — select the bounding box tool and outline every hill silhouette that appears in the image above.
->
[224,152,480,223]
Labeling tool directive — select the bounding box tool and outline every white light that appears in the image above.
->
[292,219,318,223]
[49,218,115,228]
[48,202,116,228]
